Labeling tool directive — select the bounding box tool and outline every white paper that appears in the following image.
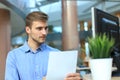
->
[46,50,78,80]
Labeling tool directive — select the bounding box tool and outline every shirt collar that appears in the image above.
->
[22,41,47,53]
[39,43,46,51]
[21,41,31,53]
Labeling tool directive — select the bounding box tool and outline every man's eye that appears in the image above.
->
[37,28,42,30]
[36,26,48,30]
[45,27,48,30]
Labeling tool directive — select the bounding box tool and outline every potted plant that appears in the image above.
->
[88,34,115,80]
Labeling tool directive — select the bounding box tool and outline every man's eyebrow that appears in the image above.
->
[36,26,46,28]
[36,26,48,29]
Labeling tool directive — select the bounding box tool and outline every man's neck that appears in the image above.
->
[27,40,41,51]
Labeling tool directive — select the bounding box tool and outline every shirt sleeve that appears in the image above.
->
[5,51,20,80]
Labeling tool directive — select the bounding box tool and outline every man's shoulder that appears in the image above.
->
[45,45,60,51]
[8,45,25,55]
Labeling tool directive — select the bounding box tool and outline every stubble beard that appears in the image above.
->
[32,37,46,45]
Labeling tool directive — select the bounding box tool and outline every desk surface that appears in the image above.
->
[77,67,117,71]
[83,74,120,80]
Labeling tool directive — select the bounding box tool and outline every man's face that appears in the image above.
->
[26,21,48,44]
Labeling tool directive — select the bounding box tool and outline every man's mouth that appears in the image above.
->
[40,36,46,39]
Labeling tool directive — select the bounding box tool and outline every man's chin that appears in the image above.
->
[39,40,45,44]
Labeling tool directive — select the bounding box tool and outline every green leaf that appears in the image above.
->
[88,33,115,59]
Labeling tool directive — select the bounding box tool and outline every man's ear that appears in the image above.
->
[26,26,30,34]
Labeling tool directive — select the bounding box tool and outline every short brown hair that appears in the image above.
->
[25,11,48,28]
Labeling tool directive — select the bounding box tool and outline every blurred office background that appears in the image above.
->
[0,0,120,79]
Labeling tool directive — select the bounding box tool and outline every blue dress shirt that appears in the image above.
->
[5,42,59,80]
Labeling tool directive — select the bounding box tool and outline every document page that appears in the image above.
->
[46,50,78,80]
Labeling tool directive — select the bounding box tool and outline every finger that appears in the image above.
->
[66,73,80,77]
[64,77,81,80]
[65,73,81,80]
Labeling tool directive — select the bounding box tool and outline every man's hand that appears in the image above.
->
[64,73,82,80]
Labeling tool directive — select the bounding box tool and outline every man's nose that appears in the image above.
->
[42,29,47,35]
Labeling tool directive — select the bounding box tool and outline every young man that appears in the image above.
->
[5,11,81,80]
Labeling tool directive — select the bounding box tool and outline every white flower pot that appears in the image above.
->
[89,58,112,80]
